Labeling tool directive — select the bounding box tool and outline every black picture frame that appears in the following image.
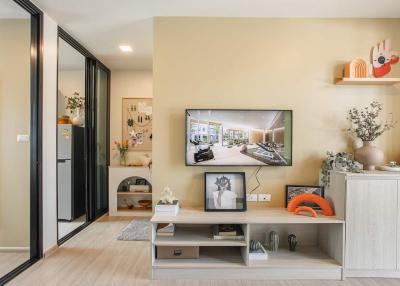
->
[285,185,325,209]
[204,172,247,212]
[185,109,293,167]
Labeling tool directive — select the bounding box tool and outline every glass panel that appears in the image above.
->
[0,0,31,277]
[57,38,87,240]
[95,67,109,213]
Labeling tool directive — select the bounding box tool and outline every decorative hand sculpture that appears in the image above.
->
[371,39,399,78]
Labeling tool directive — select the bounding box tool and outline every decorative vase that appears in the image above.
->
[269,231,279,252]
[288,234,297,252]
[120,151,127,166]
[354,141,384,171]
[71,108,84,126]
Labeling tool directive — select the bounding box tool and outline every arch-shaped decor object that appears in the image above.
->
[287,194,334,216]
[344,58,367,78]
[294,206,317,218]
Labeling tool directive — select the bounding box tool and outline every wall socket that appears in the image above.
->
[258,194,272,202]
[246,194,258,202]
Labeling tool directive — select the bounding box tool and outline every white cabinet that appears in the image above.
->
[328,171,400,277]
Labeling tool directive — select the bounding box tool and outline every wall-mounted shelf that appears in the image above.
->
[335,77,400,85]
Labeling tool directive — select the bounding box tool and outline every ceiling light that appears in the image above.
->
[119,45,133,52]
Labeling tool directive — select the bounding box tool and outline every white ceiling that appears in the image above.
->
[0,0,30,19]
[31,0,400,70]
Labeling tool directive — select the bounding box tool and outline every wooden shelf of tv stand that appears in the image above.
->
[335,77,400,85]
[117,207,152,216]
[155,226,247,247]
[151,208,344,224]
[117,191,152,195]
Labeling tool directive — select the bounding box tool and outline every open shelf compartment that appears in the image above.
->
[154,224,247,247]
[248,223,343,270]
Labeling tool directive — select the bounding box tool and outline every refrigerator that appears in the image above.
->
[57,124,85,221]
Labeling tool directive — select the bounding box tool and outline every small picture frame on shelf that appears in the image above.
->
[285,185,325,209]
[135,178,147,185]
[204,172,246,212]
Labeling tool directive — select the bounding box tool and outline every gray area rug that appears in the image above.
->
[117,219,151,241]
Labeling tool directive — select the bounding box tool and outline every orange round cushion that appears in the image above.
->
[287,193,334,216]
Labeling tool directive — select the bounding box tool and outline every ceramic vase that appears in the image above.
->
[71,108,85,126]
[354,141,384,171]
[288,234,297,252]
[269,231,279,252]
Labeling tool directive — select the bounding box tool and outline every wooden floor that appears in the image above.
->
[8,215,400,286]
[0,251,29,279]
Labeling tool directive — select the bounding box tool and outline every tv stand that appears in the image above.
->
[150,208,344,280]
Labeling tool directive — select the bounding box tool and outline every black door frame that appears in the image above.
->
[56,28,110,245]
[93,61,111,218]
[0,0,43,284]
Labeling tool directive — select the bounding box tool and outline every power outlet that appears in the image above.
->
[258,193,272,202]
[246,194,258,202]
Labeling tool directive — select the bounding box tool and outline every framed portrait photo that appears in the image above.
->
[285,185,325,209]
[204,172,246,212]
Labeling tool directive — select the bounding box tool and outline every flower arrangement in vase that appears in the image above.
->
[65,92,85,126]
[114,140,129,166]
[348,101,396,170]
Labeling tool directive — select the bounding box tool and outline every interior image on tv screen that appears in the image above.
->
[186,109,292,166]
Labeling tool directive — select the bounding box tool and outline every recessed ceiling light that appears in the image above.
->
[119,45,133,52]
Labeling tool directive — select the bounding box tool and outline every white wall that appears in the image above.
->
[42,13,58,253]
[110,70,153,165]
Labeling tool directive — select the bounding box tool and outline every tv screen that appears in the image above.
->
[185,109,292,166]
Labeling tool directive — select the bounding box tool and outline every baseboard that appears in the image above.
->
[345,269,400,278]
[0,247,29,252]
[44,245,59,258]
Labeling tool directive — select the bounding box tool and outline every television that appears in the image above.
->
[185,109,292,166]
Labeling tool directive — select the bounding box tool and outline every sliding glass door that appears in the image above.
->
[94,64,110,217]
[0,0,42,283]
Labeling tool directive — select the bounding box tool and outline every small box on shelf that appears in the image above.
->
[155,200,179,216]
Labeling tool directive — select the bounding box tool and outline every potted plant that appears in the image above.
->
[348,101,396,170]
[114,140,129,166]
[65,92,85,126]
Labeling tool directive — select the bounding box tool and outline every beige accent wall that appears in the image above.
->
[0,20,30,247]
[110,70,153,166]
[153,18,400,208]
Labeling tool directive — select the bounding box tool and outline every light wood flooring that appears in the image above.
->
[8,215,400,286]
[0,251,29,279]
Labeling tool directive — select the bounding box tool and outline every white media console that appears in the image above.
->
[150,170,400,280]
[151,208,345,280]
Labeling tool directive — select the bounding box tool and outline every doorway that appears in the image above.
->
[56,29,110,245]
[56,36,88,241]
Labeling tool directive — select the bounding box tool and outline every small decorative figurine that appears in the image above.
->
[160,187,176,204]
[250,240,262,252]
[371,39,399,78]
[269,231,279,252]
[288,234,298,252]
[344,58,368,78]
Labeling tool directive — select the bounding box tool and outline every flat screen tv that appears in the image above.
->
[185,109,292,166]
